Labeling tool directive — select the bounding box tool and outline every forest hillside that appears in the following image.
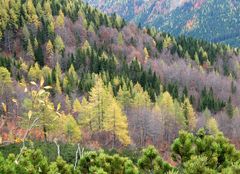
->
[85,0,240,47]
[0,0,240,173]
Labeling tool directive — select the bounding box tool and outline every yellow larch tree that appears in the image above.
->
[87,76,130,145]
[57,114,81,143]
[78,97,93,130]
[105,99,131,147]
[132,82,151,107]
[73,98,81,113]
[182,97,197,131]
[55,9,65,28]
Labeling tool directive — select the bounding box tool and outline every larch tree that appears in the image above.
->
[206,117,219,135]
[63,65,78,94]
[88,76,109,131]
[55,62,62,81]
[156,91,176,142]
[41,66,53,85]
[130,83,151,146]
[54,35,65,54]
[22,24,30,46]
[143,47,150,62]
[57,113,81,143]
[132,82,151,107]
[73,98,81,113]
[194,52,200,65]
[182,97,197,131]
[43,0,53,22]
[33,38,38,49]
[28,63,42,82]
[46,40,54,55]
[46,40,54,67]
[54,62,62,94]
[55,9,65,28]
[117,82,131,109]
[65,95,72,113]
[25,0,40,27]
[105,97,131,147]
[117,33,124,46]
[55,76,62,94]
[27,39,35,60]
[78,97,93,130]
[88,76,130,146]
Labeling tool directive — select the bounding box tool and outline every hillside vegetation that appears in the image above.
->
[1,0,240,173]
[85,0,240,47]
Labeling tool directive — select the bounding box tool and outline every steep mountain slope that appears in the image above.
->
[1,0,240,157]
[84,0,240,47]
[2,0,240,173]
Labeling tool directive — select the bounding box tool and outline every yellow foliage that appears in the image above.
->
[206,117,219,135]
[132,83,151,107]
[182,98,197,131]
[73,98,81,113]
[58,114,81,143]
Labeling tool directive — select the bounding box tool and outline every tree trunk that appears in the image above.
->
[43,126,47,143]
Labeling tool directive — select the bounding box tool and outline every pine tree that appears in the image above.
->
[138,146,173,173]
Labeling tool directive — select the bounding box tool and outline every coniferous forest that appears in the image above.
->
[1,0,240,173]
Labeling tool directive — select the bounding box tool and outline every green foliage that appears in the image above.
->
[138,146,173,174]
[171,129,240,172]
[199,87,225,112]
[78,150,138,173]
[1,130,240,173]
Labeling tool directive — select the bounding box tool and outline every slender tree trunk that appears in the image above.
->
[112,109,116,148]
[43,126,47,142]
